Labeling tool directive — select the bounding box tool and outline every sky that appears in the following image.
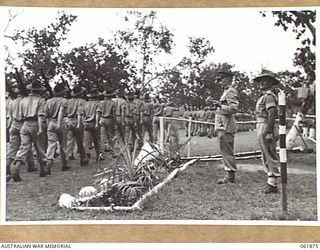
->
[0,7,315,78]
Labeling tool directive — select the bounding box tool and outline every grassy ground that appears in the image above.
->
[5,130,317,221]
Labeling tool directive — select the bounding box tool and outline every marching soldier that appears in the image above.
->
[254,69,281,194]
[198,106,207,136]
[183,106,192,137]
[112,89,127,143]
[11,81,47,181]
[206,106,216,138]
[142,93,154,143]
[83,88,103,163]
[6,86,36,181]
[165,102,181,157]
[96,88,116,156]
[190,106,196,136]
[124,91,138,151]
[66,84,89,166]
[133,89,144,148]
[6,91,12,143]
[42,82,70,173]
[214,70,239,184]
[163,102,179,142]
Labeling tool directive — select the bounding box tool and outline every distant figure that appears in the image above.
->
[142,93,154,143]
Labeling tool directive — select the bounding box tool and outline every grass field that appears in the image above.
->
[5,130,317,222]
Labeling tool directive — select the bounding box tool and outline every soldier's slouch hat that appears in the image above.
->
[115,88,125,97]
[253,69,280,85]
[126,91,135,98]
[103,88,114,97]
[53,83,68,96]
[216,70,235,80]
[27,80,46,91]
[71,85,86,97]
[87,88,103,98]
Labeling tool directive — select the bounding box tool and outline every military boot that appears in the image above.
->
[27,162,37,172]
[262,184,278,194]
[80,159,89,166]
[6,158,13,182]
[217,171,235,184]
[11,160,23,182]
[39,162,50,177]
[61,164,70,171]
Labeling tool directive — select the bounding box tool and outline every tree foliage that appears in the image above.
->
[5,12,77,87]
[262,10,316,83]
[114,11,174,91]
[62,38,131,91]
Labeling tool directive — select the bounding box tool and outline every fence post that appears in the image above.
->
[187,117,192,157]
[279,90,287,214]
[159,116,164,153]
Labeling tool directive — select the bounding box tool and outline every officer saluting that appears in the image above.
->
[254,69,281,194]
[214,70,239,184]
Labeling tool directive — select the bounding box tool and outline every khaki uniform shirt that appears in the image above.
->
[163,106,178,117]
[133,99,144,116]
[9,96,23,121]
[215,86,239,133]
[153,103,165,116]
[113,97,127,116]
[97,99,116,118]
[20,94,46,119]
[43,97,67,119]
[256,90,277,118]
[83,100,99,122]
[67,98,85,118]
[143,102,153,116]
[125,101,137,117]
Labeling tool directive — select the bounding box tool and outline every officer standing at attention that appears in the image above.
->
[11,81,48,181]
[42,82,70,174]
[214,70,239,184]
[65,84,89,166]
[254,69,281,194]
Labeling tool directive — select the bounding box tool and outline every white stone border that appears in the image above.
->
[71,159,198,212]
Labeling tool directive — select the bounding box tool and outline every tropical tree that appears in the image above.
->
[61,38,132,91]
[5,12,77,93]
[114,11,174,92]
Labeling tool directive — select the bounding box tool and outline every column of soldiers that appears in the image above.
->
[6,69,281,194]
[6,81,171,182]
[183,105,216,138]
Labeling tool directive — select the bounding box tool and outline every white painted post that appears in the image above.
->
[278,90,287,214]
[309,128,316,140]
[302,127,309,137]
[159,116,164,153]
